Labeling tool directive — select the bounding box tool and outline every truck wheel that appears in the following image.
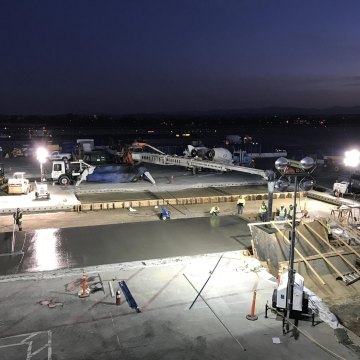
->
[35,192,39,198]
[58,176,71,186]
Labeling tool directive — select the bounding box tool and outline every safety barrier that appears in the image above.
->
[73,191,305,212]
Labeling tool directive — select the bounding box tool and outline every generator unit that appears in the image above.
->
[272,272,309,315]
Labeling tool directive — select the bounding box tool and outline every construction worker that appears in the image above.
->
[210,206,220,216]
[13,208,23,231]
[277,204,287,220]
[237,196,246,214]
[287,204,294,220]
[301,210,310,219]
[160,207,170,220]
[259,201,267,222]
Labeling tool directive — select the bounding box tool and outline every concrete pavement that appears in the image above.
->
[0,252,359,360]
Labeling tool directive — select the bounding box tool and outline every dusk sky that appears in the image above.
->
[1,1,360,115]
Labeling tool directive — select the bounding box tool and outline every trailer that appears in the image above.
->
[34,181,50,200]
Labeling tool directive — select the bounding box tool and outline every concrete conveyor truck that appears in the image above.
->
[50,160,155,186]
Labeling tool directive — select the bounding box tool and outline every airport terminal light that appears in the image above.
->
[36,147,48,182]
[274,156,315,333]
[344,149,360,168]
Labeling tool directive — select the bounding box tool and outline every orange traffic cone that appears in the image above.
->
[246,290,258,321]
[116,290,121,305]
[78,272,90,298]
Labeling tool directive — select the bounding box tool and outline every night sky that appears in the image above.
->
[1,1,360,114]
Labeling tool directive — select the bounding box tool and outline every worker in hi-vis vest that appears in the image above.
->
[259,201,267,222]
[277,205,287,220]
[210,206,220,216]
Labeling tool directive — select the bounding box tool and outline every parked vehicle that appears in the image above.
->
[333,173,360,196]
[49,151,72,161]
[7,172,32,194]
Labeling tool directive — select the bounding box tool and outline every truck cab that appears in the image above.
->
[51,160,95,185]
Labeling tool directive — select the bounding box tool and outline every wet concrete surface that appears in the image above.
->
[0,215,251,275]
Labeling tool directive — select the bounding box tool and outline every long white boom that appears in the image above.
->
[131,152,270,179]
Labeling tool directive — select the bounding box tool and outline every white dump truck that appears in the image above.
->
[7,172,32,194]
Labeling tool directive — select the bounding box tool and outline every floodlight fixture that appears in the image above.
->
[344,149,360,168]
[275,157,289,170]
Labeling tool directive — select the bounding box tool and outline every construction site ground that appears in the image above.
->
[2,250,360,360]
[1,195,360,351]
[0,157,359,358]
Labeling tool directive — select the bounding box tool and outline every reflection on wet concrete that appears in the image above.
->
[0,216,252,276]
[32,229,62,272]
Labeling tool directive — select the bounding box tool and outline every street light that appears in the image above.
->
[343,149,360,198]
[344,149,360,168]
[36,147,48,182]
[274,156,316,333]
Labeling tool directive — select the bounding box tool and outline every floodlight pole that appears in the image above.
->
[40,162,43,181]
[274,156,315,333]
[285,175,298,332]
[266,170,276,222]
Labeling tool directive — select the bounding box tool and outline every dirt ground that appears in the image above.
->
[330,297,360,338]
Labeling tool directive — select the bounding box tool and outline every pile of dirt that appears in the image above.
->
[330,296,360,337]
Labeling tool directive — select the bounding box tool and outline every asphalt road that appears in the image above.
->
[0,215,251,276]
